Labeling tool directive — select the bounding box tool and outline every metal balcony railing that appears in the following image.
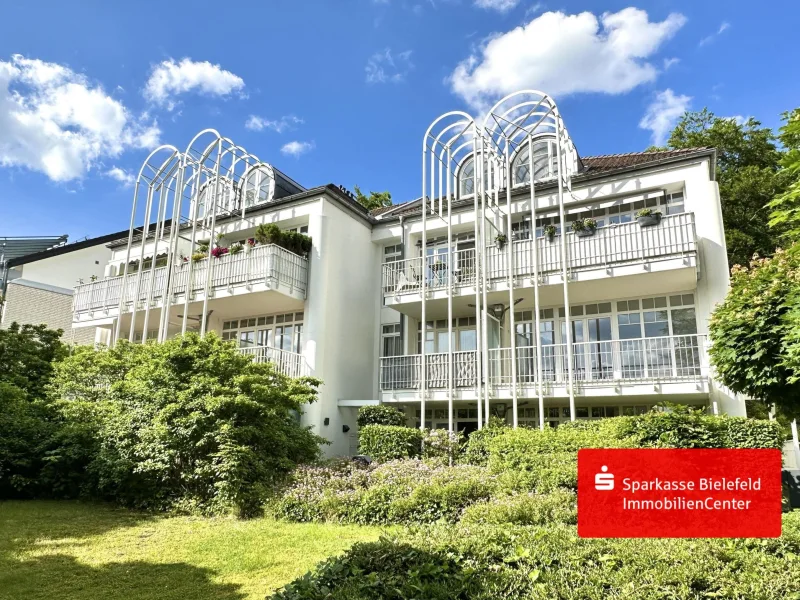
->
[379,335,707,391]
[382,248,476,295]
[73,244,308,315]
[238,345,310,378]
[486,213,697,280]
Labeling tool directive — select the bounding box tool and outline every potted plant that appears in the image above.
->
[495,233,508,250]
[636,208,662,227]
[245,238,256,253]
[211,246,229,259]
[543,224,557,242]
[572,217,597,238]
[255,223,281,246]
[229,243,244,255]
[192,252,207,263]
[90,274,98,282]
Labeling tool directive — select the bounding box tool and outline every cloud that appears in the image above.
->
[663,57,680,69]
[245,114,304,133]
[699,21,730,47]
[475,0,520,11]
[0,54,160,182]
[366,49,414,84]
[448,8,686,111]
[105,166,135,187]
[144,58,245,110]
[525,2,545,17]
[639,89,691,146]
[281,140,315,158]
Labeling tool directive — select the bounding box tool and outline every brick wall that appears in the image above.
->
[1,280,96,346]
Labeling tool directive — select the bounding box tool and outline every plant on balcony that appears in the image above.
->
[255,223,281,246]
[229,243,244,255]
[636,208,662,227]
[89,275,98,282]
[191,252,207,263]
[197,242,210,254]
[571,218,597,238]
[494,233,508,250]
[543,224,557,241]
[210,246,229,259]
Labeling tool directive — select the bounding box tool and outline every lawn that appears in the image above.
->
[0,501,386,600]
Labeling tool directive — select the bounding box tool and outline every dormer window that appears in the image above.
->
[240,165,275,209]
[512,137,558,186]
[457,154,496,198]
[195,176,236,219]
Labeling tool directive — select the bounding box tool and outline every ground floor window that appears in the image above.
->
[221,311,304,353]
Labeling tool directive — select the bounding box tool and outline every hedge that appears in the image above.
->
[271,513,800,599]
[356,405,407,428]
[358,425,422,462]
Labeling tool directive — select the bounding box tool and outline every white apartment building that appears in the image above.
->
[65,91,741,456]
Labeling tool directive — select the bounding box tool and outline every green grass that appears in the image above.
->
[0,501,386,600]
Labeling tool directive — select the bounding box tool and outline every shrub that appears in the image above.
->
[461,416,508,466]
[0,322,67,400]
[461,490,576,526]
[359,425,422,462]
[721,417,784,448]
[50,333,325,516]
[421,428,463,462]
[255,223,281,245]
[356,404,406,427]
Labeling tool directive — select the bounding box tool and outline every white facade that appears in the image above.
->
[66,95,741,456]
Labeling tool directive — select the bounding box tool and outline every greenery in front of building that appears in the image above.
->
[253,223,313,255]
[356,404,407,427]
[0,327,323,517]
[357,425,423,463]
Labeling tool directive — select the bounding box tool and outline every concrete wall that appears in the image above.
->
[19,244,111,289]
[1,279,95,345]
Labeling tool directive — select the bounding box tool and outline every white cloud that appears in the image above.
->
[663,57,680,69]
[448,8,686,111]
[281,140,315,158]
[245,114,303,133]
[525,2,545,17]
[105,166,135,187]
[144,58,245,110]
[0,54,160,182]
[699,21,730,47]
[366,49,414,84]
[639,89,692,146]
[475,0,520,12]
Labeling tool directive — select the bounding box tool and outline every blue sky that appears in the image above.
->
[1,0,798,240]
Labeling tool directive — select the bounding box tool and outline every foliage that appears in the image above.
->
[273,513,800,600]
[0,322,67,400]
[461,417,509,466]
[255,223,281,245]
[708,248,800,415]
[358,425,422,462]
[543,224,557,239]
[571,217,597,232]
[229,243,244,255]
[48,333,324,516]
[421,428,463,462]
[353,185,392,212]
[635,207,661,218]
[460,490,576,526]
[665,108,792,266]
[356,404,406,428]
[210,246,229,258]
[254,223,312,255]
[191,252,207,262]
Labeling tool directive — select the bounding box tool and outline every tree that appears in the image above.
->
[664,109,789,266]
[0,322,67,401]
[354,185,392,212]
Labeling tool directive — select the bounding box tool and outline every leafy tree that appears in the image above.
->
[768,109,800,241]
[49,333,325,516]
[354,185,392,212]
[665,109,789,266]
[0,322,67,401]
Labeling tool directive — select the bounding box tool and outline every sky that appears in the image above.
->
[1,0,798,241]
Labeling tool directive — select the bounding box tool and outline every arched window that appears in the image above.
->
[512,138,559,186]
[195,176,236,219]
[458,155,496,198]
[240,166,274,209]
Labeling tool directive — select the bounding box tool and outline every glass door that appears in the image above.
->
[587,317,613,380]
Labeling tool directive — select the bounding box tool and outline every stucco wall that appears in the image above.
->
[19,244,112,289]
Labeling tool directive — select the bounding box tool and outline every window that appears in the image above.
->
[195,176,236,219]
[458,155,495,198]
[384,244,402,264]
[512,138,559,186]
[417,318,477,353]
[221,312,304,353]
[240,166,273,208]
[382,323,403,357]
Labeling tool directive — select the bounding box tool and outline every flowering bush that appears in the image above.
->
[421,428,463,462]
[210,246,229,258]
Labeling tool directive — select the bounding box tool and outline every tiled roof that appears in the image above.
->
[370,147,712,217]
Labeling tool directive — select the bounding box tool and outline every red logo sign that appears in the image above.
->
[578,449,782,538]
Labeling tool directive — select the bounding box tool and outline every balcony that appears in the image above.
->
[379,334,707,396]
[73,244,308,318]
[382,213,697,298]
[238,346,310,378]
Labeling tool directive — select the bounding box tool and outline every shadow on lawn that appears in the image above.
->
[0,554,245,600]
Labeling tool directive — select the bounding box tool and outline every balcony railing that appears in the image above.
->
[382,248,476,295]
[74,244,308,315]
[486,213,696,280]
[379,335,706,391]
[238,346,310,378]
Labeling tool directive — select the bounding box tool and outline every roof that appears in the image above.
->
[6,228,130,268]
[0,235,68,266]
[370,147,714,219]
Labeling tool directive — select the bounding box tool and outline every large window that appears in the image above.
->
[511,138,558,186]
[381,323,403,357]
[417,317,478,353]
[221,312,304,354]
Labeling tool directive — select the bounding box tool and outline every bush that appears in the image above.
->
[721,416,784,448]
[460,490,576,526]
[359,425,422,462]
[356,404,406,427]
[461,416,508,466]
[49,333,325,516]
[271,513,800,599]
[421,428,463,462]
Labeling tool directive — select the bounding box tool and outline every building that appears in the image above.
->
[65,91,740,456]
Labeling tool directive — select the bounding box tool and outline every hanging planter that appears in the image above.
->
[636,209,662,227]
[572,217,597,238]
[543,225,557,242]
[495,234,508,250]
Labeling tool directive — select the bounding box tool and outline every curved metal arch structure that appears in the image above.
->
[419,90,579,433]
[112,129,281,346]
